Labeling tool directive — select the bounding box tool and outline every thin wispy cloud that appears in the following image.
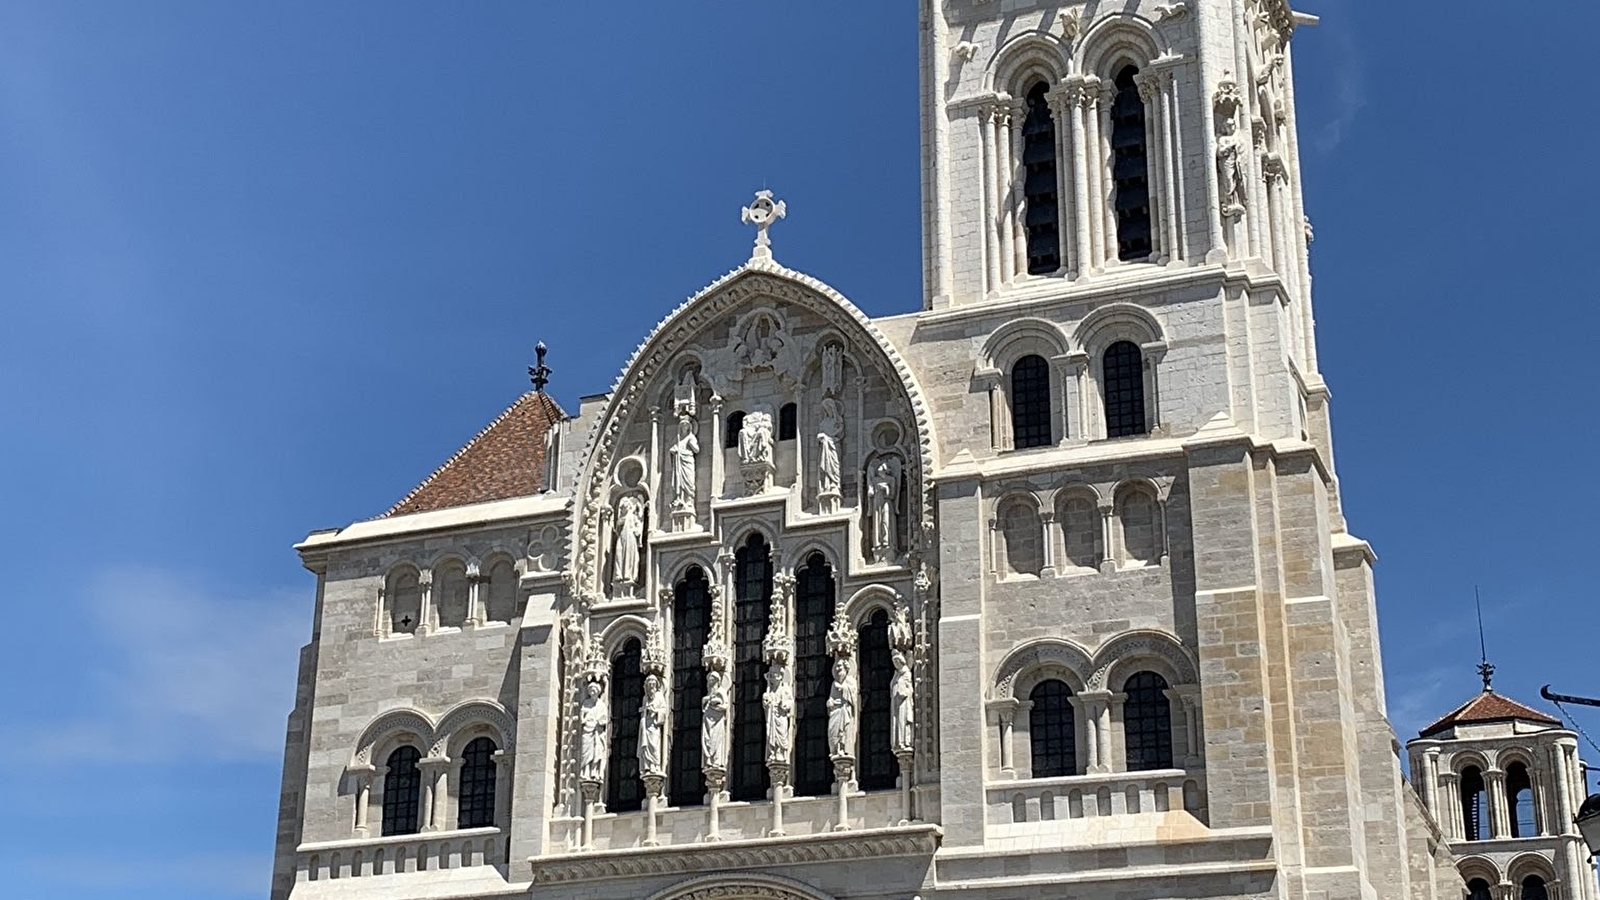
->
[1306,1,1366,155]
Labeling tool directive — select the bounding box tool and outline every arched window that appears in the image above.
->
[793,554,837,797]
[1507,761,1536,838]
[386,569,422,636]
[1011,354,1053,449]
[1521,876,1549,900]
[1060,496,1101,571]
[726,412,745,448]
[484,559,518,623]
[730,534,773,802]
[669,567,711,807]
[457,736,498,829]
[1103,341,1147,438]
[381,745,422,836]
[1466,879,1493,900]
[607,639,644,812]
[999,500,1043,577]
[779,403,798,441]
[1028,679,1077,777]
[1022,81,1061,275]
[1111,65,1152,261]
[857,608,897,791]
[1460,766,1487,841]
[434,560,469,629]
[1123,671,1173,771]
[1117,487,1160,566]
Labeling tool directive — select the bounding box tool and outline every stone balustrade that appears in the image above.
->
[987,768,1206,828]
[295,826,504,881]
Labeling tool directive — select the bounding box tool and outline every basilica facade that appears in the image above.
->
[271,3,1485,900]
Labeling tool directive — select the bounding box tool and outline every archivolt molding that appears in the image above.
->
[994,629,1198,699]
[597,614,653,658]
[1455,855,1503,886]
[353,708,434,766]
[1077,12,1162,77]
[352,700,515,765]
[844,583,903,627]
[431,699,516,758]
[1506,851,1557,883]
[986,30,1068,94]
[1073,302,1166,355]
[994,639,1095,700]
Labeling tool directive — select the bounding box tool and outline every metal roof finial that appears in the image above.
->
[529,342,552,394]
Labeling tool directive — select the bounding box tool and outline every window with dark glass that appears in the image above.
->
[779,403,798,441]
[1022,82,1063,275]
[1011,354,1053,449]
[1467,879,1494,900]
[1508,762,1536,838]
[1461,766,1487,841]
[1111,65,1152,261]
[1123,671,1173,771]
[670,567,711,807]
[1029,679,1076,778]
[1103,341,1147,438]
[607,639,645,812]
[457,737,498,829]
[726,412,745,448]
[792,554,838,796]
[730,534,772,802]
[857,608,898,791]
[381,745,422,836]
[1522,876,1549,900]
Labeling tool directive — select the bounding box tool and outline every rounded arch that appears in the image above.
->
[981,318,1070,374]
[987,31,1069,94]
[1506,852,1557,885]
[726,521,779,554]
[1495,746,1538,771]
[782,540,842,574]
[666,554,718,586]
[1074,303,1165,356]
[1456,856,1504,889]
[1449,750,1492,776]
[432,699,515,759]
[353,708,435,766]
[1090,630,1197,691]
[569,263,937,606]
[1051,481,1106,508]
[597,615,653,659]
[845,584,903,628]
[994,488,1045,514]
[1077,14,1161,78]
[646,873,841,900]
[994,638,1095,699]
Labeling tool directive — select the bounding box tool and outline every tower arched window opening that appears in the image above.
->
[457,736,498,829]
[730,534,773,802]
[857,608,898,791]
[1507,761,1535,838]
[1011,354,1053,449]
[1022,81,1062,275]
[726,412,745,448]
[1467,879,1493,900]
[669,567,712,807]
[1460,766,1487,841]
[607,638,645,813]
[1028,679,1077,777]
[1123,671,1173,771]
[1521,875,1549,900]
[381,745,423,836]
[793,553,837,797]
[1111,65,1153,261]
[386,569,422,636]
[1103,341,1148,438]
[779,403,798,441]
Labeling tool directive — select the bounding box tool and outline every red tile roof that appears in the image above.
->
[1419,691,1562,738]
[382,391,566,518]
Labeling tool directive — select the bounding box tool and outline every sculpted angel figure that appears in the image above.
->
[821,344,843,396]
[578,680,609,784]
[669,415,700,511]
[639,673,668,778]
[613,494,644,587]
[763,659,794,765]
[868,457,901,561]
[890,649,914,752]
[826,658,858,759]
[816,397,844,498]
[702,667,731,771]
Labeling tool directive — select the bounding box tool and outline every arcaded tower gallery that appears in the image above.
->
[271,3,1484,900]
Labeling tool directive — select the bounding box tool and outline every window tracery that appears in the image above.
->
[857,608,897,791]
[607,639,645,812]
[792,554,837,797]
[731,535,773,802]
[670,567,712,807]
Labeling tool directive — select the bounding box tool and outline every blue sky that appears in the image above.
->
[2,2,1598,897]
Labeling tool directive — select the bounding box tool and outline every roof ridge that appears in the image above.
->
[380,391,546,519]
[1418,688,1563,739]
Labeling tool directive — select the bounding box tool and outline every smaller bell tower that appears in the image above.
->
[1407,667,1597,900]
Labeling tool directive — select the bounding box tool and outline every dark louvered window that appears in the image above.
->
[607,639,645,812]
[730,535,772,802]
[381,746,422,836]
[1103,341,1147,438]
[1029,680,1076,777]
[793,554,836,797]
[857,608,898,791]
[457,737,497,828]
[1022,82,1062,275]
[1123,671,1173,771]
[779,403,798,441]
[1111,65,1153,262]
[726,412,744,448]
[670,567,711,807]
[1011,354,1053,449]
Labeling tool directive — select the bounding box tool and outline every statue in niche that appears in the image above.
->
[816,397,844,509]
[639,673,668,778]
[702,667,731,770]
[763,659,794,765]
[826,658,858,759]
[821,344,843,397]
[612,494,644,591]
[668,414,700,512]
[867,456,902,563]
[674,368,700,418]
[738,410,774,466]
[890,649,914,753]
[735,313,787,371]
[578,679,609,784]
[889,600,913,652]
[1214,76,1247,218]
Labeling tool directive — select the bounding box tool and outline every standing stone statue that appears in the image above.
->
[890,649,914,753]
[816,397,844,506]
[669,414,700,511]
[868,457,901,562]
[612,494,644,590]
[763,659,794,765]
[822,344,843,396]
[702,668,731,770]
[738,410,775,466]
[639,673,668,778]
[579,680,610,784]
[826,658,858,759]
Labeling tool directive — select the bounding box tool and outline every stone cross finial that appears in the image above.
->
[741,190,787,261]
